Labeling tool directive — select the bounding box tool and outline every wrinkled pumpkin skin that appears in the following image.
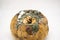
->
[10,10,49,40]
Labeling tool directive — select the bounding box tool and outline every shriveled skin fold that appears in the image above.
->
[10,10,49,40]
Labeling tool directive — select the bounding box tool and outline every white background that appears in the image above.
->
[0,0,60,40]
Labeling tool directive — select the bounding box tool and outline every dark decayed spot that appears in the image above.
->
[16,13,19,16]
[24,10,29,13]
[38,12,44,18]
[27,18,32,24]
[32,11,35,13]
[32,24,39,33]
[26,23,39,35]
[26,26,33,35]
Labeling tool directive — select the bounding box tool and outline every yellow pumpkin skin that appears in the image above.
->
[10,10,49,40]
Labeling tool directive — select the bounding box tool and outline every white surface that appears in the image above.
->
[0,0,60,40]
